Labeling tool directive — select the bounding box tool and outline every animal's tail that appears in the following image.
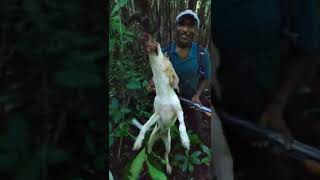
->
[131,118,143,130]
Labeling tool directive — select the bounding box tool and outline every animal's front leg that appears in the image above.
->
[133,112,160,150]
[161,129,172,174]
[177,110,190,150]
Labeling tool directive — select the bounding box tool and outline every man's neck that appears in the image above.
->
[176,41,192,60]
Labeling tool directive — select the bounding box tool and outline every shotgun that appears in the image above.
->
[179,96,320,162]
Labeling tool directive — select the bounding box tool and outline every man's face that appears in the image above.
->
[176,16,197,46]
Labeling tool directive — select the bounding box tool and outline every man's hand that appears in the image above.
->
[146,79,155,92]
[254,103,293,149]
[144,36,157,54]
[192,94,202,105]
[260,103,292,137]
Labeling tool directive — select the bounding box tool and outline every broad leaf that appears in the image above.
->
[126,80,141,90]
[201,157,210,165]
[201,144,211,157]
[128,148,146,180]
[174,154,186,162]
[182,159,188,172]
[146,158,167,180]
[111,0,129,16]
[188,163,194,172]
[191,157,201,165]
[191,151,201,158]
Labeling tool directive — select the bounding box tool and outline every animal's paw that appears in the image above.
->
[166,164,172,174]
[180,131,190,150]
[133,136,143,150]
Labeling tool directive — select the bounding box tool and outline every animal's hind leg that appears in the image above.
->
[176,110,190,150]
[133,113,160,150]
[147,124,160,154]
[161,129,172,174]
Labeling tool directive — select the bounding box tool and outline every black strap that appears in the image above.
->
[197,44,206,78]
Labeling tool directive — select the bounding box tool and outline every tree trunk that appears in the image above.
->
[188,0,198,11]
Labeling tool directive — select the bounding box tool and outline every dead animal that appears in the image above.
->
[132,34,190,174]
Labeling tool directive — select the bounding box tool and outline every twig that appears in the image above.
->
[117,136,123,158]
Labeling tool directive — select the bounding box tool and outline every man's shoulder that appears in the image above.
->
[161,41,176,53]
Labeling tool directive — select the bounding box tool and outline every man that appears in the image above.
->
[213,0,319,179]
[146,9,212,139]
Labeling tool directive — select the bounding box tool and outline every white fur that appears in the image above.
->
[133,43,190,174]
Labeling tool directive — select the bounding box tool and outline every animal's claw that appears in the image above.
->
[133,136,143,150]
[180,132,190,150]
[182,137,190,150]
[166,164,172,174]
[133,142,142,150]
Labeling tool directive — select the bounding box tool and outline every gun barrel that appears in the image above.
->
[178,96,320,162]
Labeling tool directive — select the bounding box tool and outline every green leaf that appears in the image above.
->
[46,147,69,164]
[142,80,148,88]
[189,133,201,145]
[188,163,194,172]
[7,114,30,148]
[126,80,141,90]
[109,39,115,52]
[191,157,201,165]
[191,151,201,158]
[55,70,102,88]
[111,0,129,16]
[146,158,167,180]
[201,145,211,157]
[111,110,122,124]
[150,152,166,165]
[128,148,146,180]
[201,157,210,165]
[182,160,188,172]
[121,107,131,114]
[111,98,119,109]
[114,123,129,137]
[174,154,186,162]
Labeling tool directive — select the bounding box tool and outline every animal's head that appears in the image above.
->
[144,33,168,61]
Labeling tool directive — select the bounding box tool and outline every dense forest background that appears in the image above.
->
[0,0,105,179]
[109,0,213,179]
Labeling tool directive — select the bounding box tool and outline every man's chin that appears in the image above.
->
[177,39,191,48]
